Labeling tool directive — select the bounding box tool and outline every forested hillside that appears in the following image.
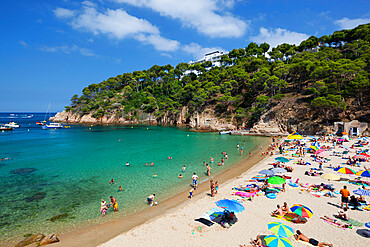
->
[58,24,370,132]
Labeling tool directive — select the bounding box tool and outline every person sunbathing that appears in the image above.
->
[271,205,284,216]
[294,230,333,247]
[281,202,289,214]
[336,208,349,220]
[320,216,352,228]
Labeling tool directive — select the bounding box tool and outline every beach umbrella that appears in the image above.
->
[321,173,340,181]
[287,132,303,140]
[267,222,294,238]
[268,176,286,185]
[356,170,370,178]
[271,168,287,174]
[259,169,275,176]
[335,167,356,175]
[275,157,290,163]
[359,153,370,157]
[264,235,293,247]
[290,204,313,218]
[215,199,245,213]
[353,189,370,197]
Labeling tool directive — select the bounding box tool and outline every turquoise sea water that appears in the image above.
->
[0,113,267,243]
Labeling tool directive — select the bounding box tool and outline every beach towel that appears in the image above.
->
[320,217,351,229]
[334,215,364,226]
[194,218,214,226]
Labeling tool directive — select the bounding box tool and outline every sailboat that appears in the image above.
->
[42,103,63,129]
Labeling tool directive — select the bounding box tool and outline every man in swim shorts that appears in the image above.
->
[110,196,118,212]
[147,194,155,206]
[192,172,198,189]
[340,185,350,209]
[294,230,333,246]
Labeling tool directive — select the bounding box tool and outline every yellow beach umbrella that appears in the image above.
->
[321,173,340,181]
[287,132,303,140]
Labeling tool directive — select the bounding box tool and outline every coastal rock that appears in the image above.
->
[25,192,46,202]
[10,168,37,175]
[39,234,60,246]
[48,213,68,222]
[15,233,45,247]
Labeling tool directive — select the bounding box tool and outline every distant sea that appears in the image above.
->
[0,112,268,243]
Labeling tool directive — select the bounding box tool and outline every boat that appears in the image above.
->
[219,131,231,135]
[42,122,63,129]
[0,125,13,131]
[4,122,20,128]
[36,121,46,126]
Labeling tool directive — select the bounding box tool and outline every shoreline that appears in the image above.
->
[50,138,272,247]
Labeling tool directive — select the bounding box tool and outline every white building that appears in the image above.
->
[188,51,226,67]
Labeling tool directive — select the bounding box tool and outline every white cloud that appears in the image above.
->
[19,41,29,47]
[251,27,309,48]
[114,0,249,38]
[54,4,179,51]
[40,44,96,57]
[334,17,370,30]
[182,42,226,60]
[54,7,75,19]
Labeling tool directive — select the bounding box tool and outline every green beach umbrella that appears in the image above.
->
[268,176,286,185]
[275,157,290,163]
[267,222,294,237]
[264,235,293,247]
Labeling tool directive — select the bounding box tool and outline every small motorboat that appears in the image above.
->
[42,122,63,129]
[0,125,13,131]
[4,122,20,128]
[219,131,231,135]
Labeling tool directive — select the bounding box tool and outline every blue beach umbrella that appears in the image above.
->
[275,157,290,163]
[353,189,370,197]
[215,199,245,213]
[271,168,287,174]
[264,235,293,247]
[259,169,275,176]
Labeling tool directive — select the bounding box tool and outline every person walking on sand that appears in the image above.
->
[249,152,252,158]
[215,181,219,194]
[110,196,118,212]
[206,164,211,176]
[294,230,333,247]
[340,185,350,209]
[192,172,198,189]
[210,180,215,197]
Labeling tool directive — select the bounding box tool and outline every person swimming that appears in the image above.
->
[125,162,130,166]
[118,186,123,191]
[110,179,114,184]
[178,174,183,178]
[182,165,186,172]
[153,173,157,178]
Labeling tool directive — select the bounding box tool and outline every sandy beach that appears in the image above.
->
[96,137,370,247]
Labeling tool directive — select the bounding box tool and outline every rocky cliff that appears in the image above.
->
[50,107,237,131]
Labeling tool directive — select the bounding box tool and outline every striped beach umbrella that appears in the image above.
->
[356,170,370,177]
[268,176,286,185]
[264,235,293,247]
[353,189,370,197]
[267,222,294,238]
[290,204,313,218]
[335,167,356,175]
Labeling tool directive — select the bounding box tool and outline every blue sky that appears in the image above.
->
[1,0,369,112]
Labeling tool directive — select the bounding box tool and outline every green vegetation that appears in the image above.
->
[66,24,370,125]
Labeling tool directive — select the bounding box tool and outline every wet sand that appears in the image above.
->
[51,138,272,247]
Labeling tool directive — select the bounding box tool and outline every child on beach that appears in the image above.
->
[192,172,198,189]
[189,188,194,199]
[100,199,108,217]
[215,181,219,194]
